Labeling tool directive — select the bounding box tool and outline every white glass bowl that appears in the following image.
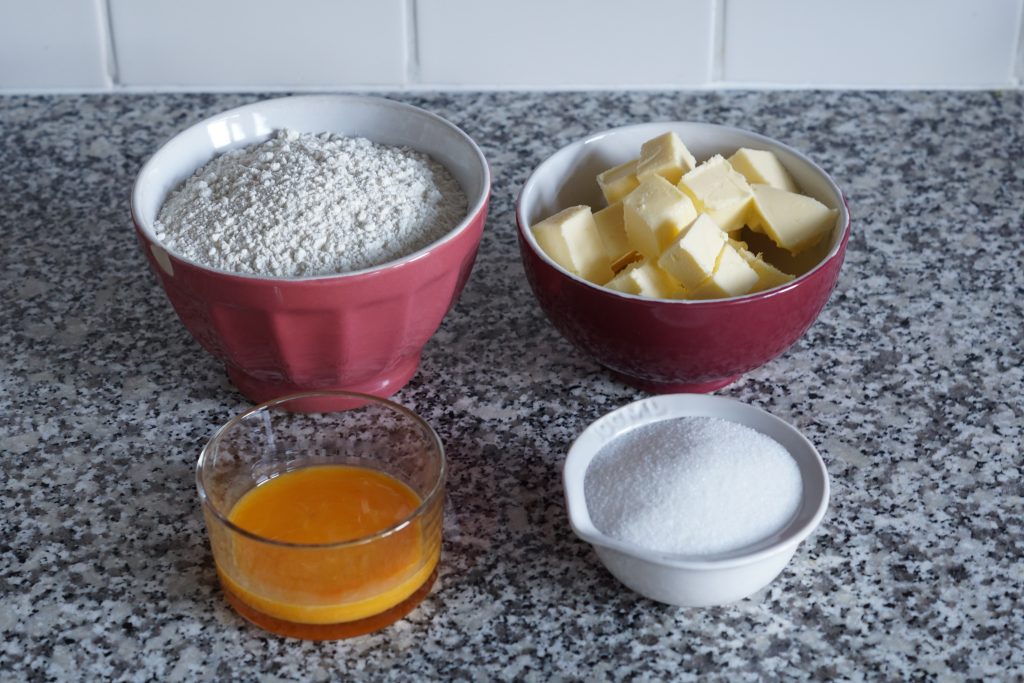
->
[563,394,829,607]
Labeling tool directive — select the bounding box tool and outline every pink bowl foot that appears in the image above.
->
[226,353,422,409]
[607,370,741,394]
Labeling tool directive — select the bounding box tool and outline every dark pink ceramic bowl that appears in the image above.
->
[516,122,850,393]
[133,96,490,405]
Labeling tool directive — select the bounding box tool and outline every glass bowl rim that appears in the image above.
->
[195,390,446,549]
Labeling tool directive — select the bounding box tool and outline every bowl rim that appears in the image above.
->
[563,393,830,570]
[515,121,851,305]
[132,94,491,283]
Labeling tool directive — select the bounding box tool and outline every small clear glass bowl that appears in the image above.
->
[196,391,445,639]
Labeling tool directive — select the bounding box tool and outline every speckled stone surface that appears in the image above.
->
[1,91,1022,681]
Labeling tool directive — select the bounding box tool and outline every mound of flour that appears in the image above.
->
[153,129,467,277]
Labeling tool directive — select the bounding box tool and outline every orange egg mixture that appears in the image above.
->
[217,465,439,625]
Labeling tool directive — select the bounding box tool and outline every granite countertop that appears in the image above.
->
[2,91,1022,681]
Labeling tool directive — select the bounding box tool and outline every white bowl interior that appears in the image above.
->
[132,95,489,275]
[563,394,829,568]
[518,121,849,283]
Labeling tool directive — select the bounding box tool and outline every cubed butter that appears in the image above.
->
[689,243,759,300]
[533,131,832,301]
[731,239,795,292]
[597,159,640,205]
[636,132,697,185]
[604,259,681,299]
[657,213,728,290]
[678,155,754,232]
[728,148,799,192]
[622,175,699,259]
[749,184,837,254]
[531,205,614,284]
[592,202,632,266]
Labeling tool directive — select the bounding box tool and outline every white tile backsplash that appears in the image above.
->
[0,0,110,89]
[723,0,1023,87]
[108,0,407,87]
[0,0,1022,91]
[416,0,715,87]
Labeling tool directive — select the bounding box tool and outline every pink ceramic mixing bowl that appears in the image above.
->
[132,96,490,404]
[516,122,850,393]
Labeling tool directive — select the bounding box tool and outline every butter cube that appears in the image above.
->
[531,205,614,284]
[592,202,632,265]
[731,239,795,292]
[605,259,681,299]
[678,155,754,232]
[597,159,640,205]
[657,213,728,290]
[689,243,759,300]
[749,184,837,254]
[636,132,697,185]
[622,175,699,259]
[728,148,799,193]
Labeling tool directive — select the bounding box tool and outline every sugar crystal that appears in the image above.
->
[584,416,802,555]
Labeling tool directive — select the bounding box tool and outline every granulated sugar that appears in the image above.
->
[154,129,467,277]
[584,416,802,555]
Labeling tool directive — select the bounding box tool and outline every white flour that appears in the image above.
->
[153,129,467,277]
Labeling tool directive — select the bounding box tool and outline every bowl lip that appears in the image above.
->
[515,120,851,305]
[131,94,491,283]
[563,393,830,570]
[195,390,447,549]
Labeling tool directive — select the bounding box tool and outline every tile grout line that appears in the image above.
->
[406,0,421,88]
[1015,0,1024,86]
[95,0,119,89]
[2,82,1020,96]
[712,0,726,86]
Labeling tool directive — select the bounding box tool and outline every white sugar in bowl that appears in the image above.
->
[563,394,829,607]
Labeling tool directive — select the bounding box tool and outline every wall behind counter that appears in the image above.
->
[1,0,1022,92]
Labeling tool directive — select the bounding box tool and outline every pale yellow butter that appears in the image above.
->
[530,131,835,300]
[531,205,614,284]
[689,243,759,300]
[592,202,632,266]
[657,213,727,290]
[677,155,754,232]
[597,159,640,205]
[636,132,698,185]
[730,239,795,292]
[622,175,699,260]
[728,148,798,192]
[749,183,837,254]
[605,259,680,299]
